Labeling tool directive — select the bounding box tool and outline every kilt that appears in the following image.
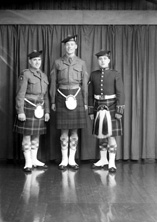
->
[56,88,87,129]
[14,98,47,135]
[93,98,123,137]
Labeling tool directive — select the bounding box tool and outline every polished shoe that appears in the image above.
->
[33,164,48,169]
[69,164,79,170]
[91,163,108,169]
[58,165,67,170]
[23,167,32,173]
[108,167,116,173]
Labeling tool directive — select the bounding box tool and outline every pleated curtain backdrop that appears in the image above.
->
[0,25,157,162]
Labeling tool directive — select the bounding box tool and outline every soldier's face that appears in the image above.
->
[98,56,110,68]
[65,41,77,55]
[29,57,41,70]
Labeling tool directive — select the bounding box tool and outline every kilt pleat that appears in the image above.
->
[93,98,123,137]
[56,88,87,129]
[14,99,47,135]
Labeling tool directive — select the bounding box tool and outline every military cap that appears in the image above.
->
[95,50,111,58]
[27,50,42,59]
[61,34,77,44]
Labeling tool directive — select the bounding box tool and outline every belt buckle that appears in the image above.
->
[100,95,104,100]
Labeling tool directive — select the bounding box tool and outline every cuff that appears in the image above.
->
[88,106,94,115]
[116,105,125,115]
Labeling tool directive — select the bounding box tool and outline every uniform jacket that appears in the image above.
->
[88,68,125,115]
[16,68,50,114]
[49,55,89,105]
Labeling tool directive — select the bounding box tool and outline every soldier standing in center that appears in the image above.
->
[50,35,89,170]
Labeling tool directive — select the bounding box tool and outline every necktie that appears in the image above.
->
[68,57,72,64]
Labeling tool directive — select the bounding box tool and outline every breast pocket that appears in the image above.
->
[73,65,82,81]
[58,66,68,80]
[28,78,40,93]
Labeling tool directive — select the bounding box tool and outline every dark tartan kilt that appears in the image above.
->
[14,99,47,135]
[93,98,123,137]
[56,88,87,129]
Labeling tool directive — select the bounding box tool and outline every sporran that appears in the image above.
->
[34,105,44,118]
[57,87,80,110]
[65,95,77,110]
[24,98,44,119]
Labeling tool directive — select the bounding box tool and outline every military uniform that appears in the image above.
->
[14,50,50,173]
[50,54,88,129]
[50,35,89,170]
[88,68,125,137]
[88,50,125,173]
[14,68,49,135]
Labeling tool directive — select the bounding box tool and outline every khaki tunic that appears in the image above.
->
[16,68,50,114]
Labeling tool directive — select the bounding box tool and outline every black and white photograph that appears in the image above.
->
[0,0,157,221]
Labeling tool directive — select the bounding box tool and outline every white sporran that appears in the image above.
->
[24,98,44,119]
[65,95,77,110]
[57,87,81,111]
[34,105,44,118]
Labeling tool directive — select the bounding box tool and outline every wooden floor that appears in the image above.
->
[0,160,157,222]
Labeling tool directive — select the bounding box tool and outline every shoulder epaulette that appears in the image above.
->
[19,69,29,77]
[22,69,29,73]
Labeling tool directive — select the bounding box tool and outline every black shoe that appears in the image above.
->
[23,167,32,173]
[109,167,116,173]
[58,165,67,170]
[69,164,79,170]
[33,164,48,169]
[91,163,108,169]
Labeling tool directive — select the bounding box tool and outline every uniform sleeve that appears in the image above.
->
[81,61,89,105]
[115,72,125,115]
[43,75,50,113]
[44,91,50,113]
[88,73,94,115]
[16,71,28,114]
[49,61,57,104]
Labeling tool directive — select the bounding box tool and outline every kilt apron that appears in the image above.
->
[93,98,123,137]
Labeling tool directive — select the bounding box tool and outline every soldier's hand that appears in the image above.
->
[45,113,50,122]
[84,105,88,110]
[89,114,94,120]
[115,113,122,119]
[51,104,56,111]
[18,113,26,121]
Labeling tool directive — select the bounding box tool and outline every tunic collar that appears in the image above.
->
[100,67,109,72]
[29,68,42,79]
[62,54,77,66]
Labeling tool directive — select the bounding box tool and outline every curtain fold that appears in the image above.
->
[0,25,157,161]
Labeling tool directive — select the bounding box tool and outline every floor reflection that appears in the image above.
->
[60,169,78,203]
[22,169,46,222]
[1,162,156,222]
[93,169,117,222]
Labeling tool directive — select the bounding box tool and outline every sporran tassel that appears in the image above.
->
[93,106,112,139]
[93,112,100,136]
[102,112,108,135]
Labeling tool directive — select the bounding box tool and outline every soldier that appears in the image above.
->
[88,50,125,173]
[50,35,89,170]
[14,50,50,173]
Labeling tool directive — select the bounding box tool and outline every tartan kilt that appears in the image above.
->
[93,98,123,137]
[56,88,87,129]
[14,99,47,135]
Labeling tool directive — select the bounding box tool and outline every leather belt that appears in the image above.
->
[94,94,116,100]
[59,85,80,89]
